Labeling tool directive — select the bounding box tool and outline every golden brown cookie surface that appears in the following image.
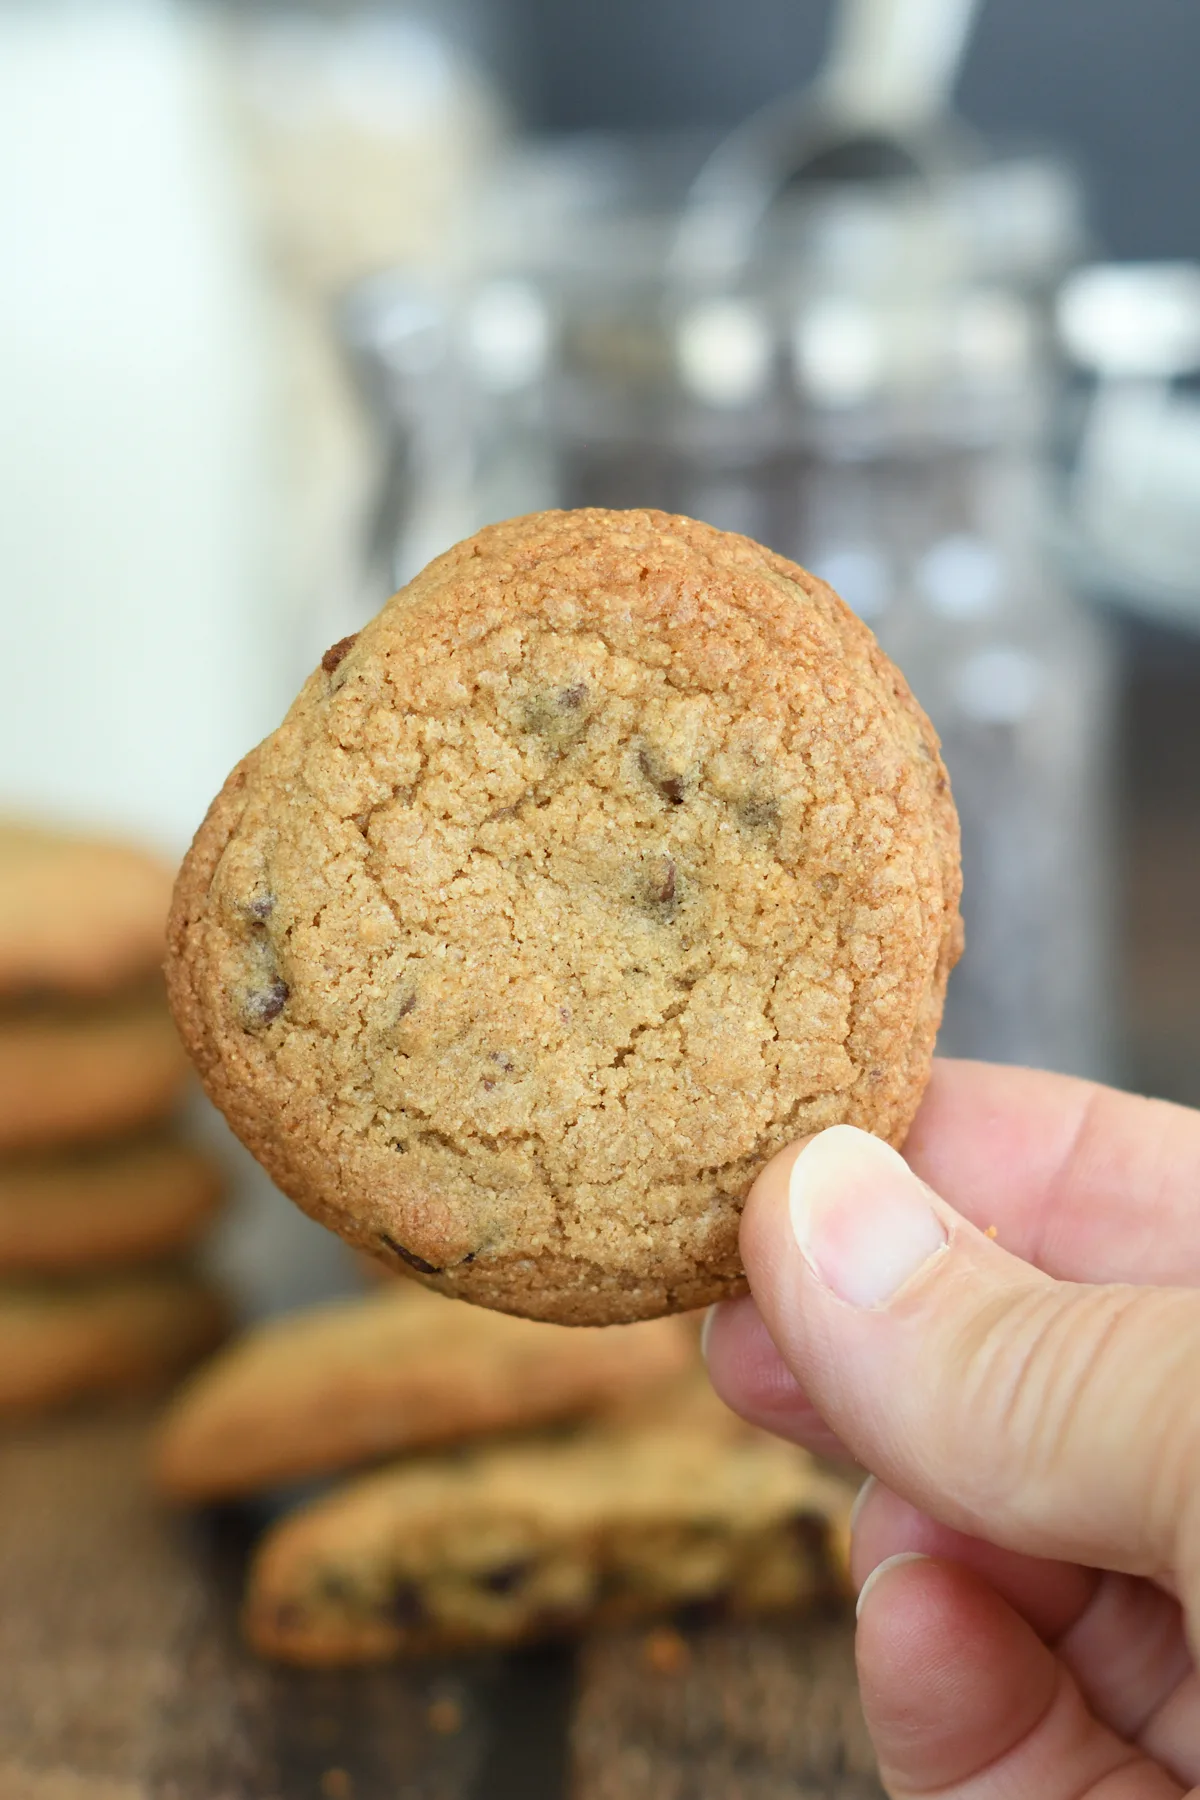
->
[168,509,961,1323]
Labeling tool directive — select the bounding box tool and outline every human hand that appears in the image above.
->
[704,1059,1200,1798]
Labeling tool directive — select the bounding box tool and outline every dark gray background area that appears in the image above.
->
[484,0,1200,259]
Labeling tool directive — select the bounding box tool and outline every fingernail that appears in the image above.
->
[849,1474,877,1535]
[789,1127,947,1309]
[699,1304,719,1364]
[856,1551,931,1620]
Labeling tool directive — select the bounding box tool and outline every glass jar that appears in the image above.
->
[342,138,1116,1079]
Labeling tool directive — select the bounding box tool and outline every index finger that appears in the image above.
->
[904,1059,1200,1286]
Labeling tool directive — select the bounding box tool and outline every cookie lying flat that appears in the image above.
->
[0,1136,225,1274]
[243,1391,853,1664]
[154,1284,695,1501]
[0,821,174,1000]
[0,996,190,1153]
[0,1273,227,1417]
[168,509,961,1324]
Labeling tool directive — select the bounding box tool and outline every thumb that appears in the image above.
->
[739,1125,1200,1593]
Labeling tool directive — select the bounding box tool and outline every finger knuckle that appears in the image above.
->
[950,1283,1200,1561]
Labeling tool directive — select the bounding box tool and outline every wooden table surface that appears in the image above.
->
[0,1411,879,1800]
[3,633,1199,1800]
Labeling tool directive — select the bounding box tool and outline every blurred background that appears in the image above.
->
[3,0,1200,1291]
[2,2,1200,1791]
[5,0,1200,1324]
[4,0,1200,1257]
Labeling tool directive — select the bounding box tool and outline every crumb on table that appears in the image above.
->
[642,1626,691,1675]
[427,1694,464,1736]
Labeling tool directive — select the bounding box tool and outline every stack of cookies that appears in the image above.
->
[0,823,228,1417]
[154,1285,854,1664]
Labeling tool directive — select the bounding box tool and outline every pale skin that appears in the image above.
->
[704,1058,1200,1799]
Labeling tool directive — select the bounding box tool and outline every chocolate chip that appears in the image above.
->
[379,1234,442,1276]
[321,633,358,674]
[787,1511,824,1545]
[638,749,686,806]
[476,1559,535,1596]
[786,1513,827,1568]
[673,1595,729,1631]
[738,796,781,836]
[530,1604,584,1637]
[647,855,676,905]
[244,980,288,1026]
[522,689,588,743]
[245,894,274,922]
[387,1580,426,1627]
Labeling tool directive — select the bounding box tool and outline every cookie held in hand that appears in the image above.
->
[167,509,961,1324]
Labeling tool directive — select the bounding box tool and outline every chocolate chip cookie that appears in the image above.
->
[0,1135,225,1274]
[0,993,191,1153]
[0,821,174,1001]
[0,1272,227,1417]
[154,1283,695,1501]
[168,509,961,1324]
[243,1382,853,1664]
